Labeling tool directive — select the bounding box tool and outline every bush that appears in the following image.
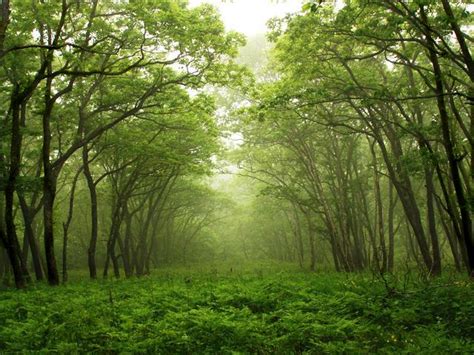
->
[0,269,472,353]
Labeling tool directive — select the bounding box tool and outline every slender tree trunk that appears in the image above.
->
[436,198,462,272]
[111,237,120,279]
[62,167,82,283]
[0,209,5,279]
[387,182,396,272]
[42,85,60,286]
[406,223,422,271]
[117,236,131,278]
[425,166,441,275]
[61,222,69,283]
[104,204,122,279]
[145,216,161,274]
[18,195,43,281]
[370,141,387,272]
[293,209,305,268]
[353,158,375,270]
[83,146,99,279]
[329,236,341,272]
[43,175,59,285]
[103,253,110,278]
[0,245,7,281]
[308,227,316,272]
[420,5,473,276]
[21,227,29,265]
[0,0,10,55]
[374,127,433,272]
[4,101,27,288]
[121,209,133,277]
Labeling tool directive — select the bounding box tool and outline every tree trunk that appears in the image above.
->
[104,203,122,279]
[61,167,82,283]
[83,146,99,279]
[121,209,133,277]
[4,101,28,288]
[387,181,396,272]
[0,0,10,55]
[308,227,316,272]
[18,194,43,281]
[420,5,473,276]
[370,141,387,273]
[42,85,60,286]
[436,199,462,272]
[373,125,433,272]
[43,175,59,285]
[425,166,441,275]
[145,216,161,274]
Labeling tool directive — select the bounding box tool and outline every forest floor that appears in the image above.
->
[0,264,473,353]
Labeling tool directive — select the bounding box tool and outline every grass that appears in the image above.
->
[0,264,473,353]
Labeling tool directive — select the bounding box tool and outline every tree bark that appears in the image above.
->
[18,194,43,281]
[436,198,462,272]
[370,141,387,273]
[83,146,99,279]
[387,181,396,272]
[61,167,82,283]
[4,100,28,288]
[425,166,441,275]
[0,0,9,56]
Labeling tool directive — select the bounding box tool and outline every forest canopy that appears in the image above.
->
[0,0,472,289]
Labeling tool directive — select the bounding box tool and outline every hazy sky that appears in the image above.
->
[188,0,303,36]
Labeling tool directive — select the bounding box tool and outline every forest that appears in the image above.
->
[0,0,473,353]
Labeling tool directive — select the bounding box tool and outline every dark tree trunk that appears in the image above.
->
[308,228,316,272]
[111,238,120,279]
[61,222,69,283]
[437,199,462,272]
[62,167,82,283]
[370,141,387,272]
[425,167,441,275]
[42,81,60,286]
[0,0,10,55]
[330,236,341,272]
[145,216,162,274]
[83,147,99,279]
[104,202,123,279]
[0,244,7,281]
[406,223,423,271]
[291,207,305,269]
[387,182,396,272]
[420,5,473,276]
[18,194,43,281]
[4,101,28,288]
[121,209,133,277]
[43,175,59,285]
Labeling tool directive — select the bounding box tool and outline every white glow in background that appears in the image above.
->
[188,0,304,36]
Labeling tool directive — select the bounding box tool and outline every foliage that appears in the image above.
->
[0,267,472,353]
[230,0,473,276]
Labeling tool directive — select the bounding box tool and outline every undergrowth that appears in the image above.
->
[0,266,473,353]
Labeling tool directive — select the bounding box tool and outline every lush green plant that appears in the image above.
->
[1,267,472,353]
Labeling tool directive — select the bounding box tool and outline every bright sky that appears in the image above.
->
[188,0,303,36]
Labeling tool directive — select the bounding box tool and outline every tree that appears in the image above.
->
[0,0,245,287]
